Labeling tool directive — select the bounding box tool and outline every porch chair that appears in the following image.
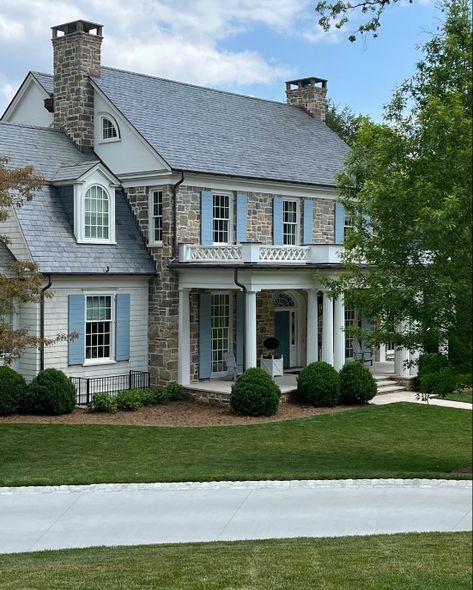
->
[223,351,241,381]
[352,339,373,365]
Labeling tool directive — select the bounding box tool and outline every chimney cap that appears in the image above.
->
[51,20,103,38]
[286,77,327,91]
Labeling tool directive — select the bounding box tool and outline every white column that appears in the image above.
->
[333,295,345,370]
[394,322,410,377]
[306,290,318,364]
[322,292,334,366]
[245,290,258,369]
[177,288,191,385]
[379,343,386,363]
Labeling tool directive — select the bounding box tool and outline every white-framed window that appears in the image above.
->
[345,308,356,359]
[344,214,354,241]
[100,115,120,142]
[211,293,231,375]
[283,200,299,245]
[85,295,113,361]
[84,185,110,240]
[213,193,232,244]
[149,190,163,245]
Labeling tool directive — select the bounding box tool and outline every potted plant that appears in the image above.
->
[260,337,284,377]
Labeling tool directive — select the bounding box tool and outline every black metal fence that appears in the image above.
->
[71,370,150,405]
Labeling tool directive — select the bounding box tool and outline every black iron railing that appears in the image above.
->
[71,370,150,405]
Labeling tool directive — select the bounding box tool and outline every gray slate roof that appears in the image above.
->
[31,71,53,95]
[33,69,349,186]
[0,122,155,275]
[53,162,99,182]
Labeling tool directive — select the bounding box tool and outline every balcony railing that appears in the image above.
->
[178,243,342,265]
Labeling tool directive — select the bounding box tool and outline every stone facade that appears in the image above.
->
[52,25,102,152]
[286,79,327,122]
[125,183,335,385]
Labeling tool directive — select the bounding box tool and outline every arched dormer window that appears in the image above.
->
[100,114,120,142]
[84,185,110,240]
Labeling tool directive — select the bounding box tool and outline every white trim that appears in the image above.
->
[99,113,121,143]
[83,292,115,365]
[210,292,233,378]
[212,191,233,245]
[282,198,300,246]
[121,172,339,200]
[1,73,50,122]
[148,188,164,247]
[74,177,116,244]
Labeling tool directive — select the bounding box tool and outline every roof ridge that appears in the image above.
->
[0,121,63,133]
[98,66,294,109]
[30,71,53,78]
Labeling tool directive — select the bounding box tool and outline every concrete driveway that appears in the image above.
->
[1,479,471,554]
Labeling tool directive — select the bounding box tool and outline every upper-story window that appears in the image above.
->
[344,213,354,240]
[84,185,110,240]
[100,115,120,142]
[150,190,163,244]
[283,200,299,245]
[213,193,232,244]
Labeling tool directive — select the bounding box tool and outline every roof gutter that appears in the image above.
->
[172,171,185,258]
[39,274,52,371]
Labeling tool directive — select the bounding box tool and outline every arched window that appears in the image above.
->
[84,185,110,240]
[274,293,296,308]
[101,115,120,141]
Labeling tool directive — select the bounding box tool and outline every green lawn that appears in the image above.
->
[0,404,471,486]
[0,533,470,590]
[434,391,472,404]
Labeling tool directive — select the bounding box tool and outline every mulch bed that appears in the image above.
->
[0,399,355,428]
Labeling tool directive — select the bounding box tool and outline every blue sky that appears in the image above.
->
[0,0,440,120]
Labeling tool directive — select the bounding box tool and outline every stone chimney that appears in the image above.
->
[285,77,327,122]
[51,20,103,153]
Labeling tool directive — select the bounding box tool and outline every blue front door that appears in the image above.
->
[275,311,290,369]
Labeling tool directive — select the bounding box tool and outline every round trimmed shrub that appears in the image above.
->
[116,389,143,411]
[23,369,75,415]
[230,367,280,416]
[339,361,377,404]
[295,362,340,407]
[0,365,27,416]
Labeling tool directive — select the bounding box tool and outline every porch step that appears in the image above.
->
[377,384,408,395]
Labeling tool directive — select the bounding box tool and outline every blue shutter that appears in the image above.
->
[199,294,212,379]
[273,196,283,245]
[115,294,130,362]
[200,191,213,245]
[335,202,345,244]
[236,193,248,243]
[68,294,85,366]
[235,292,244,373]
[361,315,371,354]
[303,199,314,244]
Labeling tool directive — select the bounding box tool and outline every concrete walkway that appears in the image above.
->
[1,479,471,554]
[371,390,472,410]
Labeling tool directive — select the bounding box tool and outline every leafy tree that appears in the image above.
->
[316,0,414,41]
[0,156,70,363]
[323,0,472,371]
[325,99,363,145]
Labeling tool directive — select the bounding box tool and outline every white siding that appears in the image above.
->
[93,92,168,176]
[42,276,149,379]
[4,79,53,127]
[0,208,32,261]
[18,301,40,381]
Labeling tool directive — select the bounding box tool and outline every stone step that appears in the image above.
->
[376,384,408,395]
[376,379,395,388]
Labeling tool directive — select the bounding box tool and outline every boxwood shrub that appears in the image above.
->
[88,392,117,413]
[339,361,377,404]
[295,362,340,407]
[0,365,27,416]
[116,389,143,411]
[23,368,76,415]
[230,367,280,416]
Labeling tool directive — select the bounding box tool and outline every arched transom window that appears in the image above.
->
[274,293,296,308]
[84,185,110,240]
[101,116,120,141]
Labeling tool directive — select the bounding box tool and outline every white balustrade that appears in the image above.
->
[179,243,342,265]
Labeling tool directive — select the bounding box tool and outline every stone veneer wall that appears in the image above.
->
[52,31,102,153]
[286,85,327,122]
[125,183,335,385]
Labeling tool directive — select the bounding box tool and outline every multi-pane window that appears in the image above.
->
[102,117,119,140]
[213,194,231,244]
[86,296,112,360]
[344,214,354,241]
[345,308,356,359]
[85,185,109,240]
[283,200,298,245]
[211,294,230,373]
[152,191,163,243]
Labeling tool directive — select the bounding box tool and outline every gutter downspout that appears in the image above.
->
[40,274,52,371]
[233,268,246,372]
[172,171,185,258]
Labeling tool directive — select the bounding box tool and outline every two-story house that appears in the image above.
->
[0,19,414,393]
